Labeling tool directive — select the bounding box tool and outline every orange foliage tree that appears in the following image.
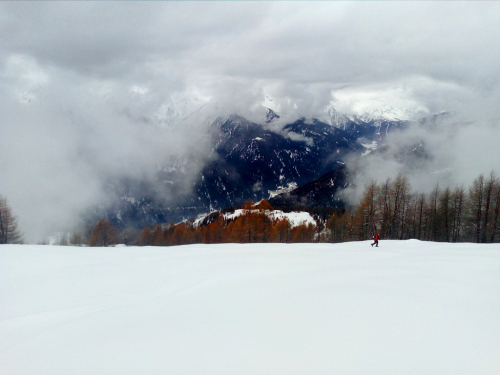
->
[139,227,152,246]
[290,222,316,243]
[88,219,116,247]
[270,218,291,243]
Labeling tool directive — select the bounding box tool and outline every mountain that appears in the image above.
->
[322,104,413,143]
[190,116,362,210]
[269,162,347,209]
[90,105,415,229]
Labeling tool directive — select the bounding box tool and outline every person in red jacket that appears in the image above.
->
[371,233,379,247]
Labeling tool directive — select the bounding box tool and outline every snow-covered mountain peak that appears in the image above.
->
[147,92,431,132]
[323,104,351,128]
[153,94,212,127]
[359,106,419,122]
[319,103,428,129]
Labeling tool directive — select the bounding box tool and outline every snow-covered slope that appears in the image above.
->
[348,106,421,123]
[323,105,352,128]
[322,103,420,127]
[222,209,316,227]
[1,241,499,375]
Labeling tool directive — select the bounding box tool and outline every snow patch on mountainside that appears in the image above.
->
[268,210,316,227]
[223,209,316,227]
[268,182,298,198]
[360,140,378,156]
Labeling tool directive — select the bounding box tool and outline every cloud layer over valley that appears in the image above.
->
[1,2,500,241]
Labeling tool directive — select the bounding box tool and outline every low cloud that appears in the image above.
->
[0,60,213,242]
[282,130,314,147]
[340,115,500,205]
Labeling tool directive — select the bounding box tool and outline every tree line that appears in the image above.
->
[84,200,315,246]
[342,172,500,243]
[4,171,498,246]
[143,171,499,246]
[101,200,312,246]
[85,171,500,246]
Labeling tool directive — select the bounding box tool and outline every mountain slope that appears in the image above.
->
[192,116,362,210]
[92,107,416,228]
[269,162,347,208]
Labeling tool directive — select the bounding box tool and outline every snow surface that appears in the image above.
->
[1,241,499,375]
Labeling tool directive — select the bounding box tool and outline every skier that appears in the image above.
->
[371,233,379,247]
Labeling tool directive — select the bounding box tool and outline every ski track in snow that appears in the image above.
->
[1,240,500,375]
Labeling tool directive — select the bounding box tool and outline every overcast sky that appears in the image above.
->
[1,2,500,241]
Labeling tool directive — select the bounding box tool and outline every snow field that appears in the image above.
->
[1,240,499,375]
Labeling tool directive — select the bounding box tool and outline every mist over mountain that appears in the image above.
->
[67,97,496,239]
[88,103,445,230]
